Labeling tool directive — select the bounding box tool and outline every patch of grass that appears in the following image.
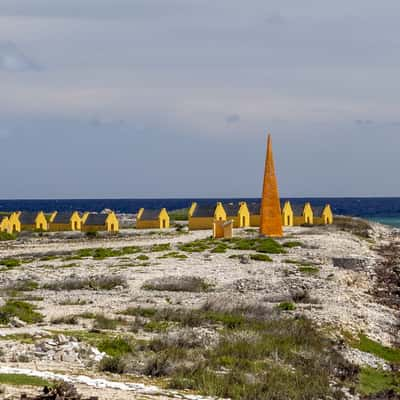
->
[356,334,400,364]
[136,254,149,261]
[0,258,21,268]
[0,232,17,241]
[99,356,126,374]
[211,244,227,253]
[0,373,53,387]
[44,275,127,291]
[150,243,171,252]
[169,208,189,221]
[157,252,188,260]
[358,367,400,395]
[231,238,285,254]
[0,300,43,324]
[0,333,37,344]
[142,276,212,292]
[277,301,296,311]
[298,266,320,275]
[250,254,272,262]
[178,238,214,253]
[283,241,304,248]
[143,320,170,332]
[39,255,59,261]
[93,314,119,330]
[51,315,79,325]
[7,279,39,292]
[97,337,134,357]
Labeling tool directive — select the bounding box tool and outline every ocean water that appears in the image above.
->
[0,197,399,228]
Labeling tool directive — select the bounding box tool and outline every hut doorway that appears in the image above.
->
[162,220,166,228]
[287,216,290,225]
[242,216,246,226]
[110,224,115,231]
[74,221,78,230]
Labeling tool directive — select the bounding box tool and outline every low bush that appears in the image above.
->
[43,275,127,291]
[142,276,212,292]
[334,216,372,238]
[277,302,296,311]
[0,373,52,387]
[157,252,187,259]
[150,243,171,252]
[97,337,134,357]
[51,315,79,325]
[358,367,400,395]
[298,266,320,275]
[0,232,17,241]
[99,356,126,374]
[93,314,119,330]
[0,258,21,268]
[0,300,43,324]
[283,241,304,248]
[6,279,39,292]
[250,254,272,262]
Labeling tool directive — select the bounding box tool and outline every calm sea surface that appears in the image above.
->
[0,197,400,228]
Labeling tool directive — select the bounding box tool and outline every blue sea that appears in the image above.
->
[0,197,400,228]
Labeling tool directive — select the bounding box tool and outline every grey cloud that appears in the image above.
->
[264,13,285,25]
[0,42,40,71]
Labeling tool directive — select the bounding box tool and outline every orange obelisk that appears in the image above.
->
[259,133,283,237]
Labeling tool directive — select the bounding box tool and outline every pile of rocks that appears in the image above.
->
[33,335,104,364]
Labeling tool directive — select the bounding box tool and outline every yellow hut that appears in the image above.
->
[81,212,119,232]
[188,202,226,230]
[281,201,294,226]
[50,211,82,231]
[7,212,21,233]
[136,208,170,229]
[19,211,49,231]
[248,202,261,227]
[222,202,250,228]
[312,204,333,225]
[292,203,314,225]
[213,220,233,239]
[0,215,9,232]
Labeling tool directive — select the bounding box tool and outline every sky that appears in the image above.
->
[1,0,400,199]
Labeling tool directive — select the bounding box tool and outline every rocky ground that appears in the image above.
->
[0,218,398,399]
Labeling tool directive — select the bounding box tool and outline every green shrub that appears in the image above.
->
[150,243,171,252]
[250,254,272,262]
[0,258,21,268]
[157,252,188,259]
[277,302,296,311]
[136,254,149,261]
[122,307,158,318]
[0,232,17,241]
[298,266,320,275]
[356,335,400,363]
[0,373,52,387]
[283,241,303,248]
[358,367,400,395]
[97,337,134,357]
[99,356,126,374]
[0,300,43,324]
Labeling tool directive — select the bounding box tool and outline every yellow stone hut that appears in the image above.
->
[19,211,49,231]
[292,203,314,225]
[0,215,9,232]
[222,202,250,228]
[7,212,21,233]
[136,208,170,229]
[248,203,261,227]
[213,220,233,239]
[188,202,226,230]
[312,204,333,225]
[50,211,82,231]
[81,212,119,232]
[281,201,294,226]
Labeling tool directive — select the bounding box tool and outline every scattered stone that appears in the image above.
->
[332,258,367,271]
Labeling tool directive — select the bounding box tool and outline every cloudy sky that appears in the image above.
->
[1,0,399,198]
